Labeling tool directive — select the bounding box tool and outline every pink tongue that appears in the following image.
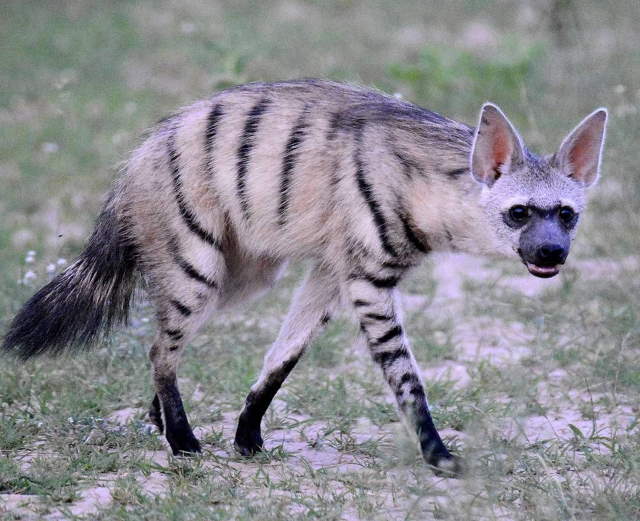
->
[528,264,557,274]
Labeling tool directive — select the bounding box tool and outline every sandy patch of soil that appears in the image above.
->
[0,494,40,519]
[5,253,638,519]
[67,486,113,517]
[106,407,144,426]
[423,361,472,389]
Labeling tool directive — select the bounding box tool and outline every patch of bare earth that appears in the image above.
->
[425,252,639,456]
[4,253,638,519]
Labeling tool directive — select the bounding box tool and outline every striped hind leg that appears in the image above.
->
[148,296,217,455]
[235,263,339,455]
[145,235,225,455]
[347,276,461,476]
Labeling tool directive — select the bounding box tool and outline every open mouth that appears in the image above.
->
[526,263,560,278]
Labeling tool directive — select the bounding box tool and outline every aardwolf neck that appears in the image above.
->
[394,122,503,257]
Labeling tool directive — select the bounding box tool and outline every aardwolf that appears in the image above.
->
[3,80,607,476]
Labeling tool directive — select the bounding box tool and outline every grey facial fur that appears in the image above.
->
[472,103,606,276]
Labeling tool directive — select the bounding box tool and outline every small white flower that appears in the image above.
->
[111,132,127,145]
[27,250,36,256]
[124,101,137,115]
[25,255,35,263]
[57,258,67,266]
[433,331,447,345]
[180,21,196,34]
[614,84,626,95]
[42,142,59,154]
[23,271,37,281]
[393,92,404,99]
[46,264,56,273]
[141,317,149,323]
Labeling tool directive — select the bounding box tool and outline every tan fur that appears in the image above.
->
[6,79,606,473]
[107,80,604,470]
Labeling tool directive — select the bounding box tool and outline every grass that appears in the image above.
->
[1,0,640,519]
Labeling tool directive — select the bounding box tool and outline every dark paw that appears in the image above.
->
[234,422,263,457]
[424,450,464,478]
[431,454,464,478]
[166,430,202,456]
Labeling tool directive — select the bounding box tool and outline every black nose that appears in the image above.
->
[536,243,566,266]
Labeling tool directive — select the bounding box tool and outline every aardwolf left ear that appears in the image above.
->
[470,102,525,187]
[553,108,608,187]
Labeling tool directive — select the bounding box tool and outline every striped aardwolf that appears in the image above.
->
[3,80,607,476]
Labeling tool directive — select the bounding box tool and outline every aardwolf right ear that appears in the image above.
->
[553,108,608,188]
[470,103,526,187]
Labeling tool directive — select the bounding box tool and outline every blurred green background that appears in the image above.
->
[1,0,638,283]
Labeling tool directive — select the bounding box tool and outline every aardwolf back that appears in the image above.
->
[3,79,607,476]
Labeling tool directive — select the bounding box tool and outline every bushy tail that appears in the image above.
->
[3,196,138,360]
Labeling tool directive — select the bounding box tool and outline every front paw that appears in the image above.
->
[234,418,263,456]
[422,444,464,478]
[428,453,464,478]
[167,430,202,456]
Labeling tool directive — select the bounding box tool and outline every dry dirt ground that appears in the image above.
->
[3,253,637,520]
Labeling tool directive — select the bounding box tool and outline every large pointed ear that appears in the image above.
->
[553,108,607,187]
[470,103,526,187]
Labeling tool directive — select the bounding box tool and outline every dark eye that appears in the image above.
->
[559,206,576,223]
[509,205,530,222]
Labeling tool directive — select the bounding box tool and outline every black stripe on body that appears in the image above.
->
[396,210,430,254]
[373,324,403,345]
[364,312,394,322]
[399,372,421,388]
[351,273,400,288]
[409,385,425,397]
[353,126,397,257]
[445,167,468,178]
[170,299,192,317]
[164,329,183,341]
[176,257,216,288]
[353,299,370,307]
[381,260,411,269]
[372,346,410,368]
[237,98,270,219]
[168,237,217,288]
[204,103,224,171]
[278,108,309,225]
[393,150,425,179]
[167,128,222,250]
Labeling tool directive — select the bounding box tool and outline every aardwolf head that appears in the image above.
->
[470,103,607,278]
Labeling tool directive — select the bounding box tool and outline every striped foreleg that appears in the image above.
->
[347,278,461,476]
[235,263,339,456]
